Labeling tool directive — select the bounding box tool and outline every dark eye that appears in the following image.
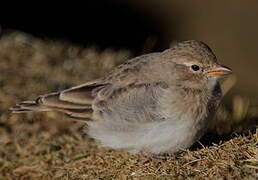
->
[191,65,200,71]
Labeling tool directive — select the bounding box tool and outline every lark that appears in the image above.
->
[11,40,232,155]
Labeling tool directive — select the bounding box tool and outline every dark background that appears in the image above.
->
[1,1,170,54]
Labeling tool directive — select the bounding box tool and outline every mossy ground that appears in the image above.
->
[0,32,257,179]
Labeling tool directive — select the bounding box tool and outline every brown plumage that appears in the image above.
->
[11,81,104,120]
[10,40,232,155]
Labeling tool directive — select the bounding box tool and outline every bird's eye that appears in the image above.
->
[191,65,200,71]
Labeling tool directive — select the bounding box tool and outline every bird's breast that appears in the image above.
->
[159,87,209,123]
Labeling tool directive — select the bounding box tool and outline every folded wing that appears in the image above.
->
[10,80,106,121]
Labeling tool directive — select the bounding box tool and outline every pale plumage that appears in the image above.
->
[11,40,232,155]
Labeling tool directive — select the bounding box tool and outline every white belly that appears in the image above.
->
[87,117,199,154]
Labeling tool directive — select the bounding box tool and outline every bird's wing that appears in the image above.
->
[93,81,169,123]
[11,80,168,122]
[11,80,108,121]
[11,53,167,122]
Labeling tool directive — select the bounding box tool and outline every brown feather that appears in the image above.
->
[10,81,107,121]
[38,92,91,109]
[60,82,105,104]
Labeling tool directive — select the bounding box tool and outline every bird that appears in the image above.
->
[10,40,232,155]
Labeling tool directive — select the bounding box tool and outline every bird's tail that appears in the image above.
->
[10,100,52,113]
[10,80,105,121]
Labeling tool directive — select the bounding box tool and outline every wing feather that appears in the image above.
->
[11,80,106,121]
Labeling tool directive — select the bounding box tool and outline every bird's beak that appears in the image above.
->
[205,65,232,77]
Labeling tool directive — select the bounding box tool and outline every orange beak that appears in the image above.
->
[205,65,232,77]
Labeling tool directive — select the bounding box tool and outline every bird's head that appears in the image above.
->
[163,40,232,91]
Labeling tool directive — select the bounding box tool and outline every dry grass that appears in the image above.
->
[0,32,257,179]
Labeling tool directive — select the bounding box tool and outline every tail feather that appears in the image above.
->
[10,100,51,113]
[10,95,94,121]
[9,80,105,121]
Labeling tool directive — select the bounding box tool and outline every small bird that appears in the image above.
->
[10,40,232,155]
